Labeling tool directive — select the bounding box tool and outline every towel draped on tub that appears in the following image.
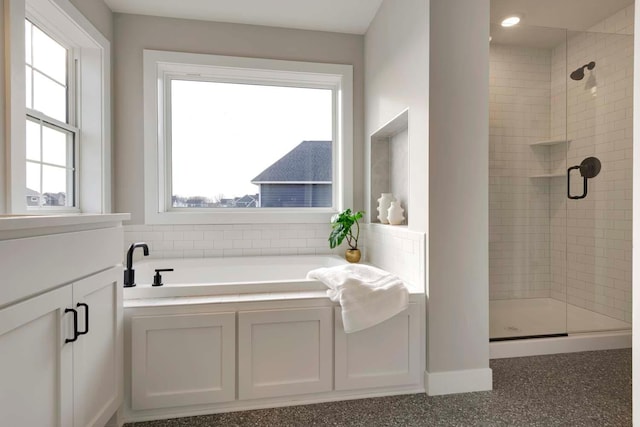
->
[306,264,409,333]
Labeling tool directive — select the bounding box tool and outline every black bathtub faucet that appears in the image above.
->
[124,242,149,287]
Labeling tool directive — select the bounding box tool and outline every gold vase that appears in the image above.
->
[345,249,361,263]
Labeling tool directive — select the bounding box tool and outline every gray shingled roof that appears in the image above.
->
[251,140,332,183]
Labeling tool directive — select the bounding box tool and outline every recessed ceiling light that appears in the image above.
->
[501,16,521,27]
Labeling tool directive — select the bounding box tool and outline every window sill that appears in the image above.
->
[145,209,338,225]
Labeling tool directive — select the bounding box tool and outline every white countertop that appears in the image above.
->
[0,213,130,232]
[0,213,131,241]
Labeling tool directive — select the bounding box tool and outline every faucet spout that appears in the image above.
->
[124,242,150,287]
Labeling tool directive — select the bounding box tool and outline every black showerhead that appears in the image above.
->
[570,68,584,81]
[570,61,596,81]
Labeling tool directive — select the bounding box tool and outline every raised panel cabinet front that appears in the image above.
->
[334,303,420,390]
[238,307,332,400]
[131,312,235,410]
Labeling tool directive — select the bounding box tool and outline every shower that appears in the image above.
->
[488,23,632,343]
[570,61,596,80]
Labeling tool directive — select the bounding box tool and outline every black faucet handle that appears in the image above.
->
[153,268,174,287]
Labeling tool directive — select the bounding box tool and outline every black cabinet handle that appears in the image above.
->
[77,303,89,336]
[65,308,79,343]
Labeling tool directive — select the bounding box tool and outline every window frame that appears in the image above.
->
[24,17,79,211]
[143,49,353,224]
[4,0,111,214]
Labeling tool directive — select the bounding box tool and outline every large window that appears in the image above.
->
[25,19,77,208]
[170,80,332,209]
[144,50,353,224]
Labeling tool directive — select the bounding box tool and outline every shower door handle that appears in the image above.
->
[567,165,587,200]
[567,157,601,200]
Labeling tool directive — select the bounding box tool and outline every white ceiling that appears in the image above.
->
[490,0,634,48]
[103,0,635,39]
[491,0,634,31]
[103,0,384,34]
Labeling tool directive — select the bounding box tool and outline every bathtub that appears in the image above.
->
[123,255,347,299]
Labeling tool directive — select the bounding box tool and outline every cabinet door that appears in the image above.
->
[72,267,122,427]
[334,303,421,390]
[0,286,73,427]
[131,312,236,410]
[238,307,332,400]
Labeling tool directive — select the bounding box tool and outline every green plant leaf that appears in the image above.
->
[328,209,365,250]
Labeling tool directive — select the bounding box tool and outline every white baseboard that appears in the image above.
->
[122,385,425,424]
[490,331,631,359]
[425,368,493,396]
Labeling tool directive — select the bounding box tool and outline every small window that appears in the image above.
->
[24,19,77,209]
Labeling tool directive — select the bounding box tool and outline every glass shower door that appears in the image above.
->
[564,30,633,334]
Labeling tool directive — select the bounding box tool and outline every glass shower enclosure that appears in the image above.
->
[489,24,633,340]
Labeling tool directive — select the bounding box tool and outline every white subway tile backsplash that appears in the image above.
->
[124,222,344,261]
[362,224,425,292]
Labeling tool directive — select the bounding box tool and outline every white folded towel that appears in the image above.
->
[307,264,409,333]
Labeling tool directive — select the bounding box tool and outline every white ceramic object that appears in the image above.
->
[376,193,395,224]
[387,201,405,225]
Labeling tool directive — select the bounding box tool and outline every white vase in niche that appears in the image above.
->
[387,201,405,225]
[376,193,395,224]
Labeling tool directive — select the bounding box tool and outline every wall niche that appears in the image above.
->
[369,109,409,225]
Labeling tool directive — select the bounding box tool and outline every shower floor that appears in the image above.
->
[490,298,631,340]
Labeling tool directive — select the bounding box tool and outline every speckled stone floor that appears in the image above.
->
[126,349,631,427]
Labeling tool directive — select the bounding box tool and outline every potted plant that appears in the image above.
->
[329,209,364,263]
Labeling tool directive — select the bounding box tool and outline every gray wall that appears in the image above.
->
[428,0,490,375]
[366,0,491,390]
[113,14,364,223]
[69,0,113,41]
[365,0,429,233]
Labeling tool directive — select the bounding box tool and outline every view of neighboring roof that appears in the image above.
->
[26,188,41,197]
[251,140,331,183]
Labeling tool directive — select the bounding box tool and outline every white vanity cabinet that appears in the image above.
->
[0,267,122,427]
[0,214,128,427]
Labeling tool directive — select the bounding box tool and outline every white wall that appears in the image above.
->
[113,13,364,225]
[489,45,553,300]
[428,0,491,391]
